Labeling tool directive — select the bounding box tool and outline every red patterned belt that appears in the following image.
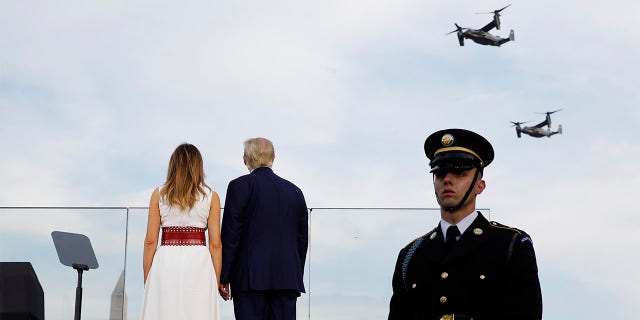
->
[161,226,206,246]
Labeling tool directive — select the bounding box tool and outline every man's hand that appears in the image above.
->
[218,283,231,301]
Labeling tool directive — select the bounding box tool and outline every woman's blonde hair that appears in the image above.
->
[243,137,275,170]
[159,143,210,211]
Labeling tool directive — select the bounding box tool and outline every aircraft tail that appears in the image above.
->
[497,30,514,46]
[548,124,563,137]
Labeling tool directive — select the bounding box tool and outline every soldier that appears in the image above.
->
[388,128,542,320]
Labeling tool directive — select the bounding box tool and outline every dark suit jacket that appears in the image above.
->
[389,212,542,320]
[221,167,308,293]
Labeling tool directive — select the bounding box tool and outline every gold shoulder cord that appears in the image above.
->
[489,221,522,234]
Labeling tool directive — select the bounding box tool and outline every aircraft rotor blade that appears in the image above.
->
[535,108,563,115]
[446,24,466,35]
[476,4,511,14]
[496,4,511,13]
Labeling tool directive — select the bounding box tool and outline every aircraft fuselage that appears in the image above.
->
[463,30,505,46]
[522,127,553,138]
[522,130,546,137]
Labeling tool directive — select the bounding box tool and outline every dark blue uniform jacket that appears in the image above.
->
[389,212,542,320]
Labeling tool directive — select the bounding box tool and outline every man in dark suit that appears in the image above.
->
[388,129,542,320]
[220,137,308,320]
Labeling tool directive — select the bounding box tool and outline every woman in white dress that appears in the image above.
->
[141,143,222,320]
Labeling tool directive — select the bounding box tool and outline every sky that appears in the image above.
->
[1,0,640,319]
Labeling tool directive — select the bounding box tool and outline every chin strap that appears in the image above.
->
[438,167,481,212]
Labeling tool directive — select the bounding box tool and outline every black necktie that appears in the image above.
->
[445,225,460,253]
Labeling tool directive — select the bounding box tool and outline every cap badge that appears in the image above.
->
[441,134,454,146]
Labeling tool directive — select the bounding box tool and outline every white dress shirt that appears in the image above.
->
[440,211,478,242]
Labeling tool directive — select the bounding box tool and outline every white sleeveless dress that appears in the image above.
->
[141,187,219,320]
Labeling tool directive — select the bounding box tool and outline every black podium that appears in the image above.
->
[51,231,98,320]
[0,262,44,320]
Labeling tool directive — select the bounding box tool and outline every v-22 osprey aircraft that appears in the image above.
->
[511,109,563,138]
[447,5,514,47]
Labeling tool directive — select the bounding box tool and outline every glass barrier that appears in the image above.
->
[307,208,488,319]
[0,207,128,320]
[0,207,488,320]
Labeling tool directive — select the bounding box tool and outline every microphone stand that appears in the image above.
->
[72,264,89,320]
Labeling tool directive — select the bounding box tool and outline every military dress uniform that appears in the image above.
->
[388,212,542,320]
[389,128,542,320]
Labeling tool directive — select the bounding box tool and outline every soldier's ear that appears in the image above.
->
[475,179,486,195]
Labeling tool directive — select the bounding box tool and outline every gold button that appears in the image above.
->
[411,283,417,288]
[440,296,447,304]
[480,274,486,280]
[441,272,449,279]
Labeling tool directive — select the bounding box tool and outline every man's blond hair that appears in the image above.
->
[243,137,275,170]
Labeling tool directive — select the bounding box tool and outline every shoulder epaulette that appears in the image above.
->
[489,221,523,234]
